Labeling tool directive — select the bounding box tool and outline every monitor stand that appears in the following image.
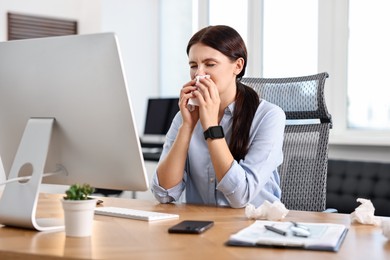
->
[0,118,64,231]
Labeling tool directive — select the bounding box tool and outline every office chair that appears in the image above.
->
[242,72,332,212]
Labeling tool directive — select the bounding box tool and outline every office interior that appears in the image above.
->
[1,0,390,202]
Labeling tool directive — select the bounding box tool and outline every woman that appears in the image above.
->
[152,25,285,208]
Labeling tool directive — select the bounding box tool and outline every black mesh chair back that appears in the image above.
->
[242,72,332,211]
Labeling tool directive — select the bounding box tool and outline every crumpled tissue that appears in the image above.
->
[381,220,390,239]
[245,200,289,221]
[350,198,381,226]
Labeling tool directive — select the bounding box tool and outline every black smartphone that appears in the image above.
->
[168,220,214,234]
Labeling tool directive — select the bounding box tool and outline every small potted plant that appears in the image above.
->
[61,184,97,237]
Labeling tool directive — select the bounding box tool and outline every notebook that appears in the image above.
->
[226,220,348,252]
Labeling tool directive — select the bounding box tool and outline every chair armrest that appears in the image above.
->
[323,208,338,213]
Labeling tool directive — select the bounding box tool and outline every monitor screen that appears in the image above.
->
[0,33,149,192]
[144,98,179,135]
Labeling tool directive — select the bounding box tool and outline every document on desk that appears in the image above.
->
[226,220,348,252]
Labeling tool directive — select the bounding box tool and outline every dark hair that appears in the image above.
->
[186,25,260,161]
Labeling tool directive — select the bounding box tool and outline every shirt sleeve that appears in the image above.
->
[151,173,185,203]
[151,112,186,203]
[216,101,286,208]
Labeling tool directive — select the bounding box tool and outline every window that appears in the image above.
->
[347,0,390,130]
[263,0,318,77]
[209,0,248,43]
[208,0,318,78]
[160,0,390,145]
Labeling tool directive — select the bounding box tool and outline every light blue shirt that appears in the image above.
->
[152,100,286,208]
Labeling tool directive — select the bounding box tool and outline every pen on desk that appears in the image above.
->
[264,225,287,236]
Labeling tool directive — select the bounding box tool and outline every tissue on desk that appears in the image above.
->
[381,220,390,239]
[245,201,289,221]
[187,75,210,112]
[350,198,381,225]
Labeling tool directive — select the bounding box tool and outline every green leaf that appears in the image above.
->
[63,183,95,200]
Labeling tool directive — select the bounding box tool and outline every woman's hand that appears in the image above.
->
[179,79,200,130]
[193,77,220,130]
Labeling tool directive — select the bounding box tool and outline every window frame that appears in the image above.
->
[320,0,390,146]
[193,0,390,146]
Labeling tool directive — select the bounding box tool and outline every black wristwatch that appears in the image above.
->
[203,126,225,140]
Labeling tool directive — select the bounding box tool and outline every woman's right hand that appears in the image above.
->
[179,79,200,130]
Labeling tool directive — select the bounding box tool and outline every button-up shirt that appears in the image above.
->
[152,99,285,208]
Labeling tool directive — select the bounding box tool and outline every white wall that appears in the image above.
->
[329,144,390,163]
[100,0,159,131]
[160,0,193,97]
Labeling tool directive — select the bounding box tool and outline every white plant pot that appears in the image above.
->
[61,199,97,237]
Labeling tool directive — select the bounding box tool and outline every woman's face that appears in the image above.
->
[188,43,243,98]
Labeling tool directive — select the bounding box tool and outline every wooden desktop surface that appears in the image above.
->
[0,193,389,260]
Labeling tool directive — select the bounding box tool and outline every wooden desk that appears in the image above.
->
[0,193,389,260]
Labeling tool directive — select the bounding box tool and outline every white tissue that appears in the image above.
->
[381,220,390,239]
[350,198,381,225]
[245,201,289,221]
[187,75,210,112]
[187,96,200,110]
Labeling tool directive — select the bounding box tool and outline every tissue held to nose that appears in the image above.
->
[187,75,210,112]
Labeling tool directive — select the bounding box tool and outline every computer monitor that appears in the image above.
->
[141,98,179,144]
[0,33,149,231]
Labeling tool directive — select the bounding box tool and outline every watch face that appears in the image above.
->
[204,126,224,140]
[210,126,224,138]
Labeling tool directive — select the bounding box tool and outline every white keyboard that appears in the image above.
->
[94,207,179,221]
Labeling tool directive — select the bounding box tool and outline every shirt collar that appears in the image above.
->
[225,101,235,116]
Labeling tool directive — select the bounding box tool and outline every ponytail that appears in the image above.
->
[229,82,260,161]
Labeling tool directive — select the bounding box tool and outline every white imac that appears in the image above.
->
[0,33,149,231]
